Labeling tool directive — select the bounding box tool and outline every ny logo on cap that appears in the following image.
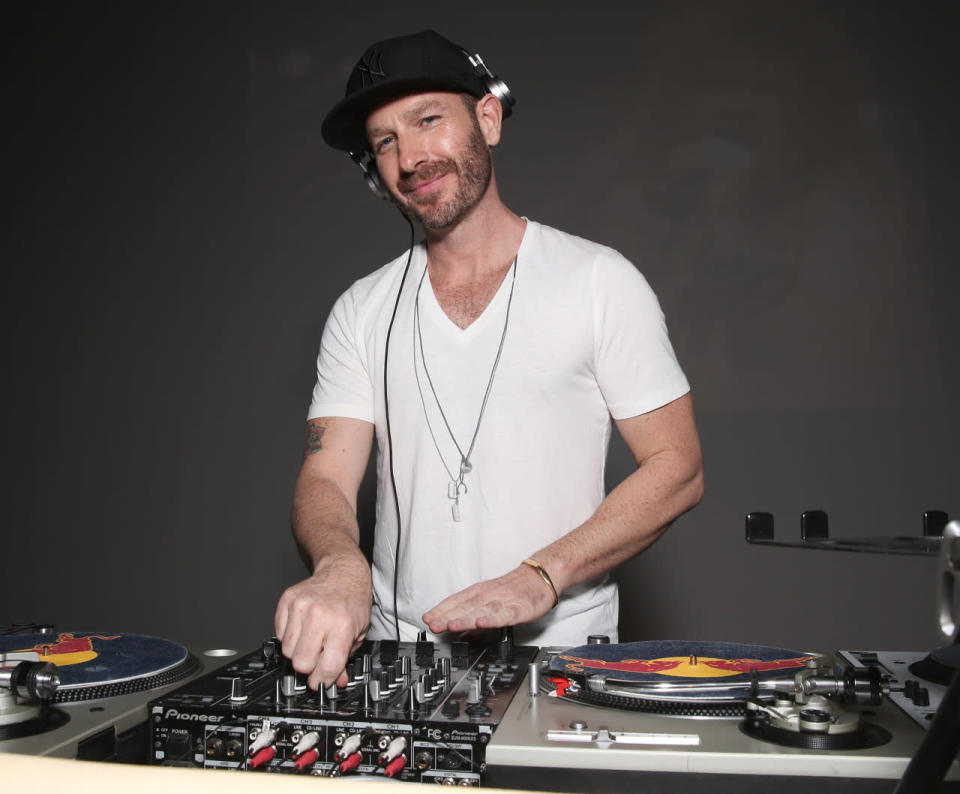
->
[357,50,386,87]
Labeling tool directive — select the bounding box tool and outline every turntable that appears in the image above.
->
[0,626,222,760]
[485,639,959,792]
[485,518,960,793]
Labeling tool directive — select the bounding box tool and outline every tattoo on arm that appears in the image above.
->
[303,423,327,458]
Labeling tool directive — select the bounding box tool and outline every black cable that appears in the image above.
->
[0,623,53,636]
[383,211,417,643]
[436,740,483,774]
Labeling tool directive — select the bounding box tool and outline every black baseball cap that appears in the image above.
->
[321,30,491,154]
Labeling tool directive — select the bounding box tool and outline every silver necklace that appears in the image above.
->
[413,255,518,522]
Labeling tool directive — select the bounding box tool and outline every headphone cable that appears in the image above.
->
[383,210,416,643]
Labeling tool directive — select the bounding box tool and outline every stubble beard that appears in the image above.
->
[392,124,493,231]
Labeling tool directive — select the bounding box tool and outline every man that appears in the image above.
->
[275,30,703,690]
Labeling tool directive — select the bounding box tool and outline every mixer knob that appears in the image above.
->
[349,657,364,682]
[528,661,540,697]
[451,641,469,668]
[281,674,297,698]
[379,640,399,665]
[587,635,610,645]
[437,657,451,685]
[416,638,434,667]
[499,626,515,660]
[229,677,248,703]
[467,674,484,704]
[262,638,279,666]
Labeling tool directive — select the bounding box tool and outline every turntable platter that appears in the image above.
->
[551,640,817,690]
[0,632,200,702]
[547,640,819,715]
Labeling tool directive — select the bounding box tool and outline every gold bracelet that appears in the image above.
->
[522,558,559,608]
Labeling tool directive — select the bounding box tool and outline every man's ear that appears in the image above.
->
[475,93,503,147]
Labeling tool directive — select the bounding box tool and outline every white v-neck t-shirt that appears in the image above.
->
[308,220,690,646]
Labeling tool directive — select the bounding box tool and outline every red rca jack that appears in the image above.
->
[248,746,276,769]
[383,754,406,778]
[247,720,277,769]
[329,751,362,777]
[293,748,319,771]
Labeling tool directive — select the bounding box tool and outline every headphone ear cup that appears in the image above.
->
[350,150,390,200]
[466,53,515,119]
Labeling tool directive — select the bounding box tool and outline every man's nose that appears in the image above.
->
[397,132,427,174]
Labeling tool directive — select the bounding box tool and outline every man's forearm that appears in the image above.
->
[276,469,373,688]
[422,455,702,635]
[291,469,368,576]
[529,449,703,595]
[422,394,704,634]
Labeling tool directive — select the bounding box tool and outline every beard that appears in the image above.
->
[391,123,493,231]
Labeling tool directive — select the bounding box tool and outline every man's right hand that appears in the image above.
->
[274,555,372,690]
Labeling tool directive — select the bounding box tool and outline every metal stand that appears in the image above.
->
[893,666,960,793]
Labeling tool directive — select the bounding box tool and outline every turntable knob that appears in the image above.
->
[569,720,588,731]
[798,709,831,733]
[587,635,610,645]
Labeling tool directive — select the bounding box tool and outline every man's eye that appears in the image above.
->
[374,136,394,153]
[421,115,439,126]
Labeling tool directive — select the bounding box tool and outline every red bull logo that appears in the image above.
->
[558,653,817,678]
[11,633,121,667]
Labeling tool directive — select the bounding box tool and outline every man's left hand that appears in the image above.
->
[422,563,557,634]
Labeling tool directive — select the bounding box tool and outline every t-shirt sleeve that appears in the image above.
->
[592,250,690,419]
[307,288,376,423]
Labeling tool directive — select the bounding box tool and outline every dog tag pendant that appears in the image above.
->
[447,480,467,522]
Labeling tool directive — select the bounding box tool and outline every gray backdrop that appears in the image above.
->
[5,1,957,656]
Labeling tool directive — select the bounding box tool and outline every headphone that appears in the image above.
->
[349,50,515,201]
